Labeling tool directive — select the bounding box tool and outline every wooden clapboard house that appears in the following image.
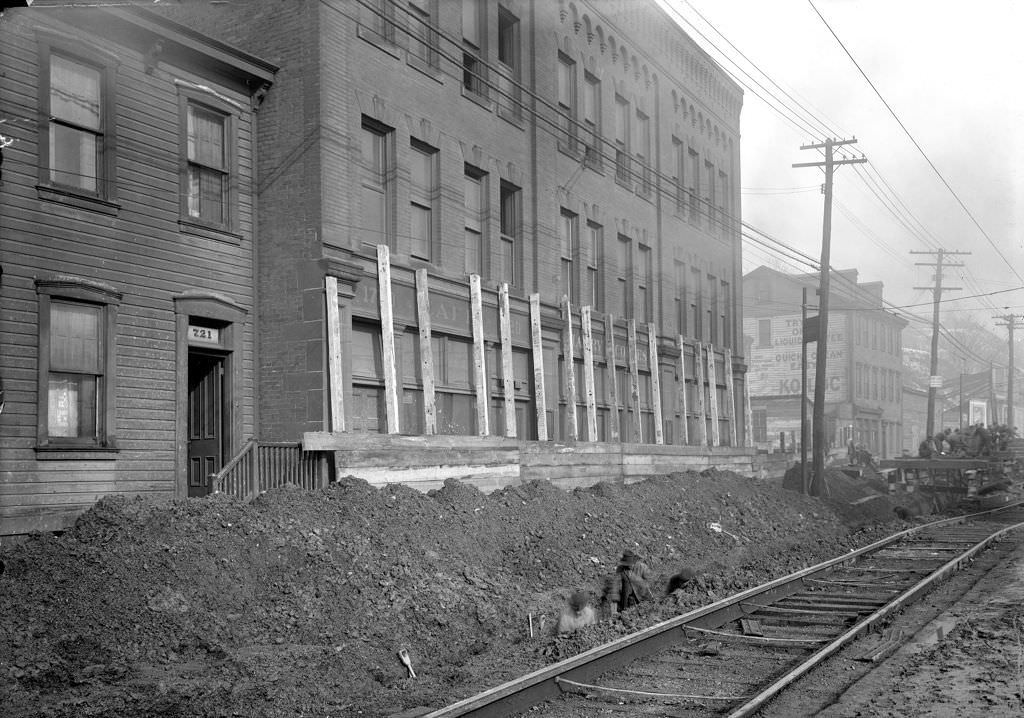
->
[143,0,752,495]
[0,4,276,538]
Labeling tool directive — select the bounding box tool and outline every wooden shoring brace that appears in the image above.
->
[324,276,346,432]
[676,335,689,445]
[707,343,721,447]
[529,293,548,441]
[581,306,598,441]
[694,341,709,447]
[724,347,737,447]
[627,319,642,444]
[605,314,621,442]
[376,245,400,434]
[498,283,516,438]
[648,323,664,445]
[469,274,490,437]
[561,296,578,441]
[415,269,437,434]
[744,373,754,448]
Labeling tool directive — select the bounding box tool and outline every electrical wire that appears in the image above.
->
[675,0,850,140]
[808,0,1024,286]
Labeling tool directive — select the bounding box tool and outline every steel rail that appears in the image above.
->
[422,502,1024,718]
[726,506,1024,718]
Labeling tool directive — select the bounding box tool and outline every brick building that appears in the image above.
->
[0,4,275,537]
[743,266,907,459]
[155,0,748,449]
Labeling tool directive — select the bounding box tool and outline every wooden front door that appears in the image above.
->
[187,352,224,497]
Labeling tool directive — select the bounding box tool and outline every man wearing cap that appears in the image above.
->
[601,549,654,614]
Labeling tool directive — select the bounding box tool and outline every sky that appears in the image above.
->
[656,0,1024,339]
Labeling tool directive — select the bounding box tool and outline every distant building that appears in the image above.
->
[742,266,907,458]
[0,4,275,537]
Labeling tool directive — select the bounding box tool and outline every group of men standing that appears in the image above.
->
[918,424,1015,459]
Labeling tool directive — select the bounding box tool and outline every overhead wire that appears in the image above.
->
[684,0,1021,333]
[808,0,1024,286]
[650,1,831,140]
[675,0,850,139]
[12,0,1012,362]
[356,0,1011,340]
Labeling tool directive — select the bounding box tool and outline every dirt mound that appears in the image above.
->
[782,463,906,524]
[1,470,925,717]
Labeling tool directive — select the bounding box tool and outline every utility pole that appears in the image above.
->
[801,286,809,493]
[994,314,1022,427]
[912,249,968,439]
[794,138,865,496]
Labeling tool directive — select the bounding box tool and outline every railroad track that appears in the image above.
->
[423,502,1024,718]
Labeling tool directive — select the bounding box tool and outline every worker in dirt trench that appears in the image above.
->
[602,549,655,615]
[555,590,597,634]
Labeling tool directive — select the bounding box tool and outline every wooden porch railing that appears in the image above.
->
[211,439,329,501]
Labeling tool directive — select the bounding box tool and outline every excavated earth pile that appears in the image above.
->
[1,469,920,718]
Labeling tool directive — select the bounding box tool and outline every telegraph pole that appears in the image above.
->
[794,138,865,496]
[801,286,809,493]
[994,314,1022,427]
[912,249,968,438]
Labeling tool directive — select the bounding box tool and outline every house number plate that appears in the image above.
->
[189,325,220,345]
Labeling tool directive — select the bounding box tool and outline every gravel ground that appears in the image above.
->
[0,467,921,718]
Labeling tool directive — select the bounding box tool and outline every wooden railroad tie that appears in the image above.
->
[740,618,764,636]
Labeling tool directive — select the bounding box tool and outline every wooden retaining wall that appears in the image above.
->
[304,432,774,494]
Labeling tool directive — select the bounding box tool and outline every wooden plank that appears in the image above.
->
[605,314,621,442]
[677,336,690,445]
[741,618,765,637]
[530,293,548,441]
[335,451,518,469]
[469,274,490,437]
[561,296,578,441]
[647,323,664,445]
[498,283,516,438]
[724,347,737,447]
[303,431,517,451]
[324,275,346,432]
[581,306,598,442]
[707,343,720,447]
[694,341,708,447]
[744,376,753,448]
[376,244,400,434]
[343,464,521,487]
[415,269,437,434]
[627,319,642,444]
